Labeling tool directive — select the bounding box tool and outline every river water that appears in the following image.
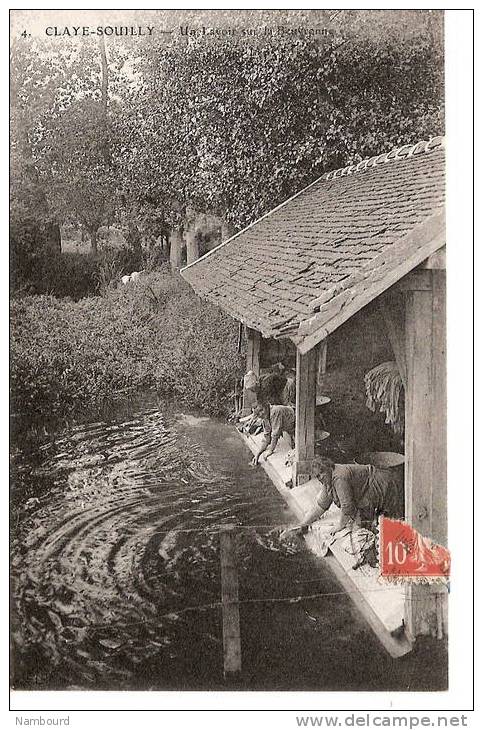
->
[11,394,447,691]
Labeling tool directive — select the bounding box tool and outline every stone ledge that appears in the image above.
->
[236,427,412,658]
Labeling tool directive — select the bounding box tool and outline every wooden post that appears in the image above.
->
[220,525,241,679]
[246,327,261,375]
[293,347,317,486]
[242,327,261,414]
[316,339,328,394]
[236,322,243,354]
[404,278,433,536]
[403,268,447,640]
[430,271,447,547]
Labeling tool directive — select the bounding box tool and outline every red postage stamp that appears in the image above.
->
[379,517,450,580]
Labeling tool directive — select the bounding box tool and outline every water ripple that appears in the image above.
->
[11,397,291,689]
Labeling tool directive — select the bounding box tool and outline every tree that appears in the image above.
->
[10,38,66,279]
[37,40,118,253]
[11,36,119,258]
[39,96,117,253]
[114,9,443,237]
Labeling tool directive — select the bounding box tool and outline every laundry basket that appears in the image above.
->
[358,451,405,469]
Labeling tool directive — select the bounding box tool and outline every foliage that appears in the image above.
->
[10,269,244,426]
[10,37,121,258]
[11,10,444,283]
[38,95,117,251]
[113,9,444,230]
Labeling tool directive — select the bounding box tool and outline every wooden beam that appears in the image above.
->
[430,271,447,547]
[293,347,317,486]
[236,322,243,354]
[418,246,446,270]
[404,272,447,543]
[403,270,447,639]
[242,328,261,413]
[405,288,433,536]
[316,339,328,393]
[246,327,261,375]
[220,526,242,679]
[404,583,448,643]
[404,288,432,642]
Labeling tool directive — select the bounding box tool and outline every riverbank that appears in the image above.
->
[11,267,244,432]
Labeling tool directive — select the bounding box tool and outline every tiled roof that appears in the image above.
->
[181,137,445,350]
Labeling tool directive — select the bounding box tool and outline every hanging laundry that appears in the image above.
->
[364,361,404,435]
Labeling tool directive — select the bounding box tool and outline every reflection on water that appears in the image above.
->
[11,394,447,691]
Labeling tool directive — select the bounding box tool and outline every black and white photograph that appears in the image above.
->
[8,5,475,719]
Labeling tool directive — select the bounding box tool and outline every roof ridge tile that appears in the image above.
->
[324,136,445,181]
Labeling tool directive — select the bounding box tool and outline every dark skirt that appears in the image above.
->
[361,466,405,522]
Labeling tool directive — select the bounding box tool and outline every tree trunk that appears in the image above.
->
[221,220,236,241]
[98,34,109,163]
[89,227,98,255]
[127,224,143,264]
[45,222,61,255]
[185,226,200,265]
[169,227,184,271]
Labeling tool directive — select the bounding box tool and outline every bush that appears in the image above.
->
[11,245,147,300]
[37,253,100,299]
[10,268,244,427]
